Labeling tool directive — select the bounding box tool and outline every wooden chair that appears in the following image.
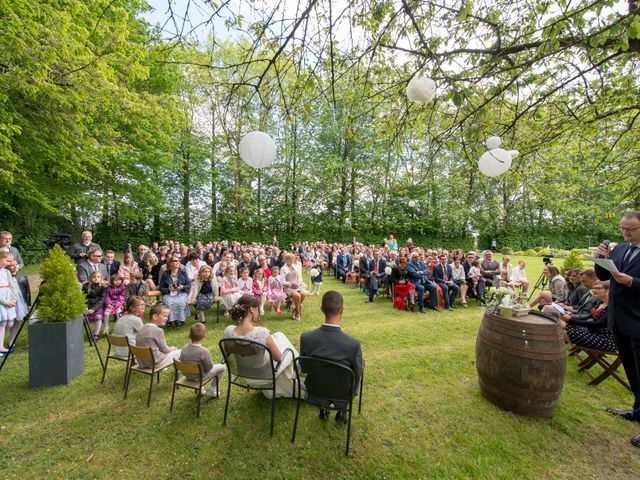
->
[101,334,132,389]
[125,344,173,407]
[291,356,364,456]
[575,347,631,391]
[170,359,219,417]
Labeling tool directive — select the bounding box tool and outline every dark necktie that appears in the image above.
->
[442,265,448,281]
[623,245,639,269]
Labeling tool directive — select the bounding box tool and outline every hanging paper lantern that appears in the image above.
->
[485,136,502,149]
[507,150,519,159]
[408,200,417,208]
[406,75,436,104]
[384,266,392,275]
[478,148,512,177]
[238,131,276,169]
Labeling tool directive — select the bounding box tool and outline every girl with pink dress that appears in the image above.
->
[267,265,287,314]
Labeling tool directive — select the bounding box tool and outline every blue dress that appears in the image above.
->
[0,268,16,322]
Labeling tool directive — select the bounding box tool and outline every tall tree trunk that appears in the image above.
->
[182,142,191,240]
[210,103,218,236]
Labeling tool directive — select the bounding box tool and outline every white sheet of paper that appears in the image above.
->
[586,256,619,273]
[551,303,565,314]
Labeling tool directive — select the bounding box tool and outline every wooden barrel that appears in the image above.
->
[476,311,566,418]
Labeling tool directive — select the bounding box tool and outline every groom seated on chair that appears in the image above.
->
[300,291,364,424]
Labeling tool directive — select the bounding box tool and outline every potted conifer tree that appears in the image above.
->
[28,245,87,387]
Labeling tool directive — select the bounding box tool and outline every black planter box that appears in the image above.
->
[28,316,85,387]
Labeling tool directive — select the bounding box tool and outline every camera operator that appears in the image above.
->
[70,231,101,264]
[0,231,24,270]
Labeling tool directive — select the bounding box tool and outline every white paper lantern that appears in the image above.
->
[507,150,519,159]
[478,148,512,177]
[309,268,319,278]
[485,136,502,149]
[408,200,417,208]
[238,131,276,169]
[384,266,392,275]
[406,75,436,104]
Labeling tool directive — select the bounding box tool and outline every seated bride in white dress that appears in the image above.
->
[222,295,298,398]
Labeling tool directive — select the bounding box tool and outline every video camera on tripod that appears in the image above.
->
[542,254,554,265]
[43,234,73,254]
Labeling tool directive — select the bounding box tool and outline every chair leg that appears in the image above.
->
[196,389,202,417]
[123,358,130,391]
[170,382,177,412]
[358,373,364,414]
[270,390,276,436]
[124,367,133,400]
[101,355,109,384]
[345,404,353,456]
[223,377,231,426]
[291,395,301,443]
[147,372,155,407]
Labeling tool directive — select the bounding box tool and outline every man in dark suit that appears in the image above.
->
[358,249,371,297]
[300,291,364,424]
[76,249,109,284]
[336,248,351,282]
[365,250,387,303]
[433,254,459,310]
[238,251,259,277]
[102,250,120,278]
[595,211,640,447]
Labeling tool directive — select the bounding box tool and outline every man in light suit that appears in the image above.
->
[77,249,109,284]
[433,254,459,310]
[300,291,364,424]
[596,211,640,447]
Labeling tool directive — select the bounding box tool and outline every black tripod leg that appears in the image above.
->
[83,319,105,371]
[0,293,41,375]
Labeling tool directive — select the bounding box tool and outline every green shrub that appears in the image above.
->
[560,249,586,275]
[37,245,87,323]
[501,247,514,255]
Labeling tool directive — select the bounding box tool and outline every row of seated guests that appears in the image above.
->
[332,245,532,312]
[111,292,363,416]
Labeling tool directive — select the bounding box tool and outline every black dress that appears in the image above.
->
[566,305,617,352]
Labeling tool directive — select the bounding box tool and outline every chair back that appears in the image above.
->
[219,338,275,382]
[295,356,355,410]
[106,334,129,348]
[174,359,203,378]
[129,344,155,367]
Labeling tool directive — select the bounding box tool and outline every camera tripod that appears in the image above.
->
[527,265,550,302]
[0,292,104,377]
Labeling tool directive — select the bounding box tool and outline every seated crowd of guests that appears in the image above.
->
[331,242,531,314]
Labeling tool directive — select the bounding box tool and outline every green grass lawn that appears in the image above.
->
[2,257,638,479]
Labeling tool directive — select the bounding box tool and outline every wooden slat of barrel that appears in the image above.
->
[476,311,567,418]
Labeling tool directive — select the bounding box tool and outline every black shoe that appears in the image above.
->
[319,408,329,420]
[419,307,426,314]
[447,307,454,311]
[429,305,440,312]
[632,434,640,448]
[364,300,373,303]
[335,410,347,425]
[409,303,415,312]
[606,407,640,421]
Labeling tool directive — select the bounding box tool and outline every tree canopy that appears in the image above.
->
[2,0,639,256]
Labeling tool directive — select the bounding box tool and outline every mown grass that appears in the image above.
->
[1,256,638,479]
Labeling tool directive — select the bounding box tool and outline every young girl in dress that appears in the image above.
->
[236,267,253,296]
[220,266,242,316]
[82,270,107,341]
[252,267,268,315]
[7,259,30,352]
[468,259,482,297]
[104,273,126,336]
[310,261,324,296]
[267,265,287,314]
[188,265,219,323]
[0,252,17,356]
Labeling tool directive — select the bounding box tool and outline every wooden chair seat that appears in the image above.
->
[125,344,173,407]
[170,359,219,417]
